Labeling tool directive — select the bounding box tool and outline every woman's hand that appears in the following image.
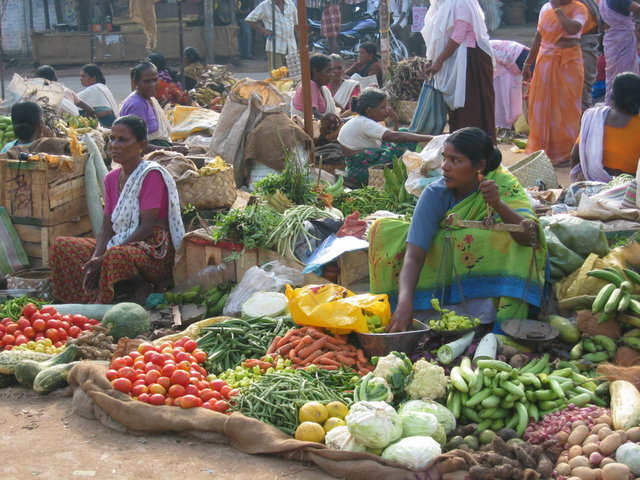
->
[82,256,103,292]
[424,60,442,76]
[385,106,399,124]
[522,63,533,81]
[386,302,414,333]
[479,179,502,208]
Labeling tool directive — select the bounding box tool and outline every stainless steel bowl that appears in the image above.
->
[355,319,431,357]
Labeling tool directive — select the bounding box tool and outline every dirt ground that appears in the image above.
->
[0,387,335,480]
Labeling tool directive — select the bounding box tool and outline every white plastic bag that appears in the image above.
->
[223,261,304,316]
[402,134,448,196]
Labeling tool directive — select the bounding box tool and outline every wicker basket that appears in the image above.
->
[178,167,237,209]
[395,100,418,125]
[507,150,559,189]
[7,268,53,301]
[368,164,391,189]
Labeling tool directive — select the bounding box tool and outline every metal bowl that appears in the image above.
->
[502,319,559,345]
[0,289,39,301]
[355,319,430,357]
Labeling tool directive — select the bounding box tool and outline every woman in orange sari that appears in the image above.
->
[523,0,588,165]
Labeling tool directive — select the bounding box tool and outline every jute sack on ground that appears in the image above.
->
[69,362,446,480]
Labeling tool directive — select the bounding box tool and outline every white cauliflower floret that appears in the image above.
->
[372,351,413,393]
[404,359,447,401]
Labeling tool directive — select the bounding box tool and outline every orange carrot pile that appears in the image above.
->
[265,326,374,375]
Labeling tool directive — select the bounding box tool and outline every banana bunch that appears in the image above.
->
[323,176,344,197]
[163,283,234,317]
[621,327,640,350]
[589,267,640,323]
[192,86,220,106]
[198,156,231,176]
[0,115,15,150]
[270,66,289,80]
[383,157,409,204]
[570,334,617,365]
[65,114,99,130]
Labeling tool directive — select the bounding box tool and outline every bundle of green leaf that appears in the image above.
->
[253,157,318,206]
[333,186,397,217]
[211,204,281,250]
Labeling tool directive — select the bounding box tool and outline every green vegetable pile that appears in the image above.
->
[213,356,295,389]
[333,186,398,217]
[427,298,481,331]
[253,158,318,206]
[196,317,295,374]
[0,297,46,320]
[163,283,234,317]
[211,204,281,250]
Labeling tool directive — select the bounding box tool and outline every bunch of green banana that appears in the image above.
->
[0,115,15,151]
[323,176,344,197]
[569,335,617,365]
[163,283,234,317]
[588,267,640,322]
[192,86,220,106]
[383,157,409,204]
[621,327,640,350]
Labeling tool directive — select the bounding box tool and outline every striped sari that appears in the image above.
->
[526,1,587,164]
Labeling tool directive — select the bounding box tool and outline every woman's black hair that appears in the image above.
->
[81,63,106,84]
[10,101,42,142]
[113,115,148,142]
[147,52,180,83]
[184,47,202,64]
[359,42,379,59]
[310,54,332,79]
[611,72,640,115]
[35,65,57,82]
[130,61,156,82]
[351,88,387,116]
[445,127,502,173]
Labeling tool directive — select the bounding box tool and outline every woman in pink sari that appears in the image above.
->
[523,0,588,165]
[600,0,640,105]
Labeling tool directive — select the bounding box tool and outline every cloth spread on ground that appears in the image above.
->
[108,161,185,250]
[2,137,71,158]
[51,227,174,304]
[243,112,312,174]
[130,0,160,51]
[368,166,547,324]
[526,1,586,163]
[570,105,612,182]
[78,83,120,116]
[69,361,451,480]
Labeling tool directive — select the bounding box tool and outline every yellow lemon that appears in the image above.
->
[294,421,326,442]
[325,401,349,420]
[323,417,346,433]
[298,401,329,424]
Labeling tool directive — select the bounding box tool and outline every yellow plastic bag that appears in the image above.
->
[284,284,391,335]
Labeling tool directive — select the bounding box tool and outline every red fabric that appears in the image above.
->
[104,169,169,219]
[321,5,342,39]
[155,79,190,106]
[50,227,174,304]
[337,211,367,239]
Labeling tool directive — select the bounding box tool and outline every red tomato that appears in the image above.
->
[193,351,207,364]
[5,323,18,335]
[14,335,28,346]
[67,326,82,338]
[220,385,232,399]
[212,400,229,413]
[150,352,164,366]
[133,359,146,372]
[110,357,128,370]
[2,334,15,346]
[164,397,175,406]
[227,388,240,399]
[168,384,186,398]
[39,313,51,323]
[34,332,44,341]
[52,313,63,321]
[148,394,166,406]
[138,342,157,354]
[60,321,70,331]
[161,352,176,362]
[210,391,223,401]
[199,389,216,402]
[16,318,30,331]
[210,379,226,392]
[32,319,46,332]
[174,337,188,347]
[0,325,6,335]
[131,384,148,396]
[54,341,64,348]
[0,318,13,326]
[202,401,215,411]
[185,385,199,397]
[121,355,134,367]
[4,345,12,350]
[40,306,57,316]
[183,339,198,353]
[160,363,176,378]
[148,383,167,395]
[22,326,35,339]
[22,304,37,318]
[46,319,61,330]
[145,370,161,385]
[176,360,191,371]
[133,378,146,387]
[105,369,119,381]
[175,351,192,363]
[157,376,171,390]
[111,377,132,394]
[180,395,202,409]
[45,328,60,343]
[118,367,137,382]
[57,328,68,342]
[70,314,87,326]
[128,351,141,359]
[158,342,173,352]
[86,318,100,326]
[137,393,150,403]
[189,371,203,381]
[170,369,190,387]
[144,362,161,374]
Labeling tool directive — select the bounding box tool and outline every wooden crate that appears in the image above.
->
[12,215,93,267]
[0,155,89,226]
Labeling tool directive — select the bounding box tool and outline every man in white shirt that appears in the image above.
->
[390,0,411,46]
[246,0,298,71]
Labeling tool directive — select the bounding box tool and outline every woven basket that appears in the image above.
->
[507,150,559,189]
[368,164,391,189]
[7,268,53,301]
[178,167,237,209]
[395,100,418,125]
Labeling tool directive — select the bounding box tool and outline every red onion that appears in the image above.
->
[523,406,611,444]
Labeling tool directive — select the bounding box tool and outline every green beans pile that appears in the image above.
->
[232,369,350,435]
[196,316,295,374]
[0,297,45,320]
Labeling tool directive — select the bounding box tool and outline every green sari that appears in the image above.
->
[368,167,547,327]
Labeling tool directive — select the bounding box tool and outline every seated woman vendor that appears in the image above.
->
[337,88,434,185]
[50,115,185,304]
[368,128,547,334]
[1,101,44,153]
[292,54,338,119]
[120,62,181,149]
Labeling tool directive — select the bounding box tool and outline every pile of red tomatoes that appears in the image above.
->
[107,337,236,412]
[0,304,99,350]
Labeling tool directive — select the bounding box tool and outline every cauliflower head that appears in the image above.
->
[404,359,447,401]
[372,351,413,393]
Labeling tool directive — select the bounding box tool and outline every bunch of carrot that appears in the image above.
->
[265,326,374,376]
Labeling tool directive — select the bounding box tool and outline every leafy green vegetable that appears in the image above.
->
[253,157,318,206]
[211,204,281,250]
[333,186,416,217]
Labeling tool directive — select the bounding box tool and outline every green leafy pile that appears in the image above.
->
[211,204,281,250]
[333,186,414,217]
[253,158,318,206]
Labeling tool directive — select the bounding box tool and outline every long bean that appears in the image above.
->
[0,297,46,320]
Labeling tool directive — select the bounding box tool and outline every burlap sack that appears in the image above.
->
[69,362,447,480]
